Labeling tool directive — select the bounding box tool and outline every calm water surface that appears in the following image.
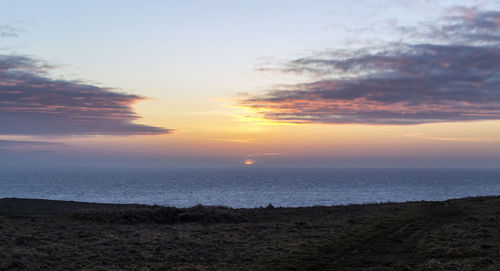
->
[0,167,499,208]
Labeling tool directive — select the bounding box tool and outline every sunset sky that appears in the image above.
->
[2,0,500,167]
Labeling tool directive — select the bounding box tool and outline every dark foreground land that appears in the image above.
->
[1,197,500,270]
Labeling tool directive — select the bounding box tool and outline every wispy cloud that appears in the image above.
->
[247,152,282,157]
[0,139,63,155]
[0,25,23,38]
[212,138,254,144]
[0,139,63,146]
[403,133,491,142]
[0,55,171,135]
[239,7,500,125]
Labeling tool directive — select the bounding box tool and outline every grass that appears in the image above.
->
[0,196,500,270]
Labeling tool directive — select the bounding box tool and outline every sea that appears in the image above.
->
[0,167,499,208]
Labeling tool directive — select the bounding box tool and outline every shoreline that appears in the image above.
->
[2,194,499,211]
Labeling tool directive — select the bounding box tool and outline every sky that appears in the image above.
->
[1,0,500,168]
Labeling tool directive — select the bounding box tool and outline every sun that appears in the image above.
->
[244,159,255,166]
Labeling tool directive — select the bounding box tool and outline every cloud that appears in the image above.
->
[0,25,23,38]
[247,152,282,157]
[0,55,171,135]
[212,138,254,144]
[0,139,63,147]
[402,133,492,142]
[0,140,62,156]
[239,8,500,125]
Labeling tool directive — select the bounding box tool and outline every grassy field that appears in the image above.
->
[0,196,499,270]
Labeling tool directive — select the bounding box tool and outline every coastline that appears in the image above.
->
[1,196,499,270]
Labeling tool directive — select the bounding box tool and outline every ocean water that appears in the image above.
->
[0,167,499,208]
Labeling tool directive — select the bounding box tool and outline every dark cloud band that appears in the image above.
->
[0,55,171,135]
[240,8,500,125]
[0,140,63,147]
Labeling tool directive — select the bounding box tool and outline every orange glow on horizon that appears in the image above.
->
[244,159,255,165]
